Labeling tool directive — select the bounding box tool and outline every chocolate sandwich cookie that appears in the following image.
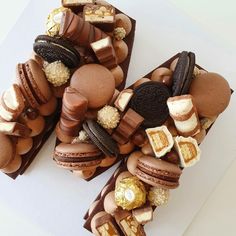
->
[172,51,195,96]
[33,35,81,68]
[16,59,52,108]
[54,142,103,170]
[135,156,182,189]
[129,81,171,128]
[83,119,119,157]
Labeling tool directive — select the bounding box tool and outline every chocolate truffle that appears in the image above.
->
[1,154,22,174]
[113,40,128,64]
[104,191,119,215]
[16,137,33,155]
[110,65,124,87]
[70,64,115,109]
[38,96,57,116]
[115,13,132,36]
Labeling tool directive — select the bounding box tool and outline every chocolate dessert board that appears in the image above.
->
[0,0,235,236]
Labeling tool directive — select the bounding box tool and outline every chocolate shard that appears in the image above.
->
[0,122,32,138]
[95,213,121,236]
[91,37,117,69]
[59,10,107,48]
[112,108,144,145]
[114,209,146,236]
[83,4,115,32]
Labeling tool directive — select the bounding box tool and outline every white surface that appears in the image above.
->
[0,0,235,235]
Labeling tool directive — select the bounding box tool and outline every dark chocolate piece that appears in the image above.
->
[129,81,171,128]
[112,108,144,145]
[91,36,118,69]
[83,4,115,32]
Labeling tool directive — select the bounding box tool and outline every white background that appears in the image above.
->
[0,0,236,235]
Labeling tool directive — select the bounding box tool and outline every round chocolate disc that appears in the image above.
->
[129,81,171,127]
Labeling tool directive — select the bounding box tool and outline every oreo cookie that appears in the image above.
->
[83,120,119,157]
[129,81,171,128]
[172,51,195,96]
[33,35,81,68]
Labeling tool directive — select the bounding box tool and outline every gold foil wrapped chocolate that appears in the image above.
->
[46,7,69,37]
[115,177,146,211]
[148,187,169,206]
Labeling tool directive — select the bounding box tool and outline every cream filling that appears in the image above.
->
[64,0,93,4]
[174,113,198,133]
[168,98,193,116]
[0,105,13,121]
[3,86,19,110]
[117,92,133,111]
[91,37,109,50]
[85,15,114,23]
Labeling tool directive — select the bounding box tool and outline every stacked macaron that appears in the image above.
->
[83,52,232,235]
[0,58,58,176]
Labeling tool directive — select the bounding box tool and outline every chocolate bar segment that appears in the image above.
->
[62,0,95,13]
[84,4,115,32]
[0,122,31,138]
[91,36,118,69]
[112,108,144,145]
[132,205,153,225]
[59,10,107,48]
[114,209,146,236]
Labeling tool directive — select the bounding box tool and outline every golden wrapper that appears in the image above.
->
[46,7,68,37]
[148,187,169,206]
[115,177,146,211]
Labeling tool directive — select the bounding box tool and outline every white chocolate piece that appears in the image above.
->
[146,125,174,158]
[174,136,201,168]
[167,95,200,137]
[114,89,133,112]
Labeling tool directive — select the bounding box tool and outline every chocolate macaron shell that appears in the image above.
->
[84,120,119,157]
[135,156,182,189]
[26,59,52,104]
[33,35,81,68]
[70,64,115,109]
[0,133,15,168]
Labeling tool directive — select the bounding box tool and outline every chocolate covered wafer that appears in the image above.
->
[59,10,107,48]
[112,108,144,145]
[62,0,95,13]
[84,4,115,32]
[91,37,118,69]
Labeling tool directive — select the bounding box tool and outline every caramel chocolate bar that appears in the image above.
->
[0,122,31,138]
[91,36,118,69]
[174,136,201,168]
[146,125,174,158]
[59,10,107,48]
[112,108,144,145]
[62,0,95,13]
[95,212,120,236]
[114,210,146,236]
[84,4,115,32]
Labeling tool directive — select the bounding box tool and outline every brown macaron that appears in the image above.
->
[16,59,52,108]
[135,156,182,189]
[189,72,231,117]
[0,133,15,168]
[1,154,22,174]
[127,151,143,175]
[54,142,104,171]
[70,64,115,109]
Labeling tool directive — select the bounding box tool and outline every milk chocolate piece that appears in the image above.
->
[59,10,107,48]
[91,37,118,69]
[84,4,115,32]
[0,122,31,138]
[62,0,95,13]
[114,210,146,236]
[132,205,153,225]
[95,213,120,236]
[114,89,133,112]
[25,108,39,120]
[112,108,144,145]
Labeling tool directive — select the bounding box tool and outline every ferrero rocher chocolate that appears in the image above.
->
[115,176,146,211]
[148,187,169,206]
[46,7,69,37]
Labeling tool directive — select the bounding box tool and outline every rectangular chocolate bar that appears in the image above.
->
[83,4,115,32]
[62,0,95,13]
[83,54,234,234]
